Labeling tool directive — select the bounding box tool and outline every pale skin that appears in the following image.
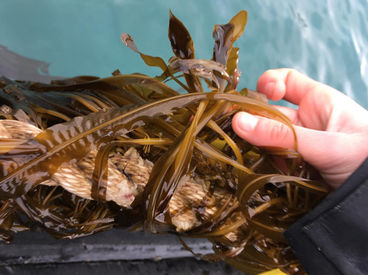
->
[232,69,368,189]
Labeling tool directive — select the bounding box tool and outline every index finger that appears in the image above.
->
[256,69,334,105]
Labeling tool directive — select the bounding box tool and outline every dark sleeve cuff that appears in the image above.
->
[284,158,368,275]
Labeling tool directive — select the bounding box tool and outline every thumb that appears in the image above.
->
[232,112,338,164]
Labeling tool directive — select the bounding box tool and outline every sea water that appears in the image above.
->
[0,0,367,108]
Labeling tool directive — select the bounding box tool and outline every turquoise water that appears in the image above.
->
[0,0,367,108]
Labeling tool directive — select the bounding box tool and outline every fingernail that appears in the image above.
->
[237,112,258,132]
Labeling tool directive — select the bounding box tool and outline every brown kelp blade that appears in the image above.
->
[212,10,247,90]
[121,33,192,93]
[121,33,168,72]
[212,10,247,65]
[168,10,195,59]
[1,74,179,129]
[0,91,296,199]
[0,9,328,275]
[168,57,229,89]
[168,11,202,92]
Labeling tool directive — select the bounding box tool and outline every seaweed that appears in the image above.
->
[0,10,327,274]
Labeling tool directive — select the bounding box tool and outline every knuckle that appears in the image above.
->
[266,122,290,141]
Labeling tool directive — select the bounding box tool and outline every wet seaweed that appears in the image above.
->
[0,10,327,274]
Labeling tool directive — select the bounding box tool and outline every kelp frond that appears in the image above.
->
[0,10,327,275]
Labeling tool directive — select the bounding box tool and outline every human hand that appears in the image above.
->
[232,69,368,188]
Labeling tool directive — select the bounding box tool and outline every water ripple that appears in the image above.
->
[0,0,367,107]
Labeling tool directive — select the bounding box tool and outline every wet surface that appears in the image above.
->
[0,229,213,265]
[0,258,243,275]
[0,229,243,274]
[0,45,61,83]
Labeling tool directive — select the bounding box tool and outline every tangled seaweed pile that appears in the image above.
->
[0,10,328,274]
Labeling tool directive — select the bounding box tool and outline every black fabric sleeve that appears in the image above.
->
[284,158,368,275]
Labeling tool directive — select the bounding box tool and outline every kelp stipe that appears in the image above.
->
[0,10,327,274]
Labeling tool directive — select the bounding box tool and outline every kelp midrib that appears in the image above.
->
[0,10,327,275]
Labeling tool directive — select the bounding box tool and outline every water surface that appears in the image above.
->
[0,0,367,107]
